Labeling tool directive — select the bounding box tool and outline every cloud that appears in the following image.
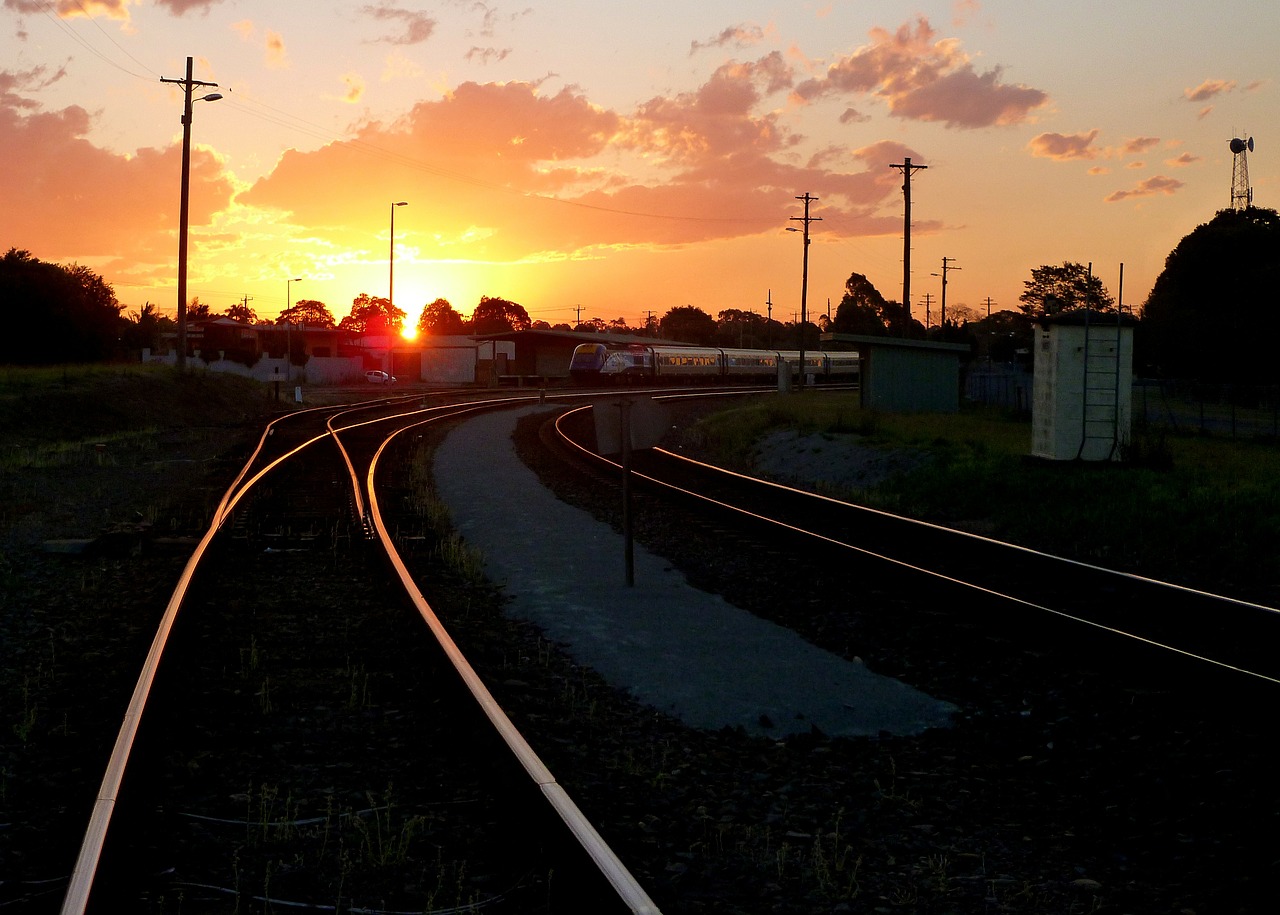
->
[465,47,512,65]
[362,5,438,45]
[154,0,223,13]
[1166,152,1200,167]
[1104,175,1184,202]
[265,30,288,69]
[690,24,767,55]
[236,59,927,266]
[625,53,795,164]
[338,73,364,104]
[792,17,1048,128]
[1183,79,1236,102]
[1121,136,1159,155]
[6,0,131,18]
[0,85,235,270]
[1027,129,1101,160]
[952,0,981,27]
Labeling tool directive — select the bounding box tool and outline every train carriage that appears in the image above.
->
[569,341,858,385]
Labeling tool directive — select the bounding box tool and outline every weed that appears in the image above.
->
[255,676,272,714]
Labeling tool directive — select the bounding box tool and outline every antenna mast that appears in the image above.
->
[1229,135,1255,210]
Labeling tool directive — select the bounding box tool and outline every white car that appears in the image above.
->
[364,370,396,384]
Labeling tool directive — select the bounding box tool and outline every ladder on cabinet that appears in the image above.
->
[1077,318,1123,460]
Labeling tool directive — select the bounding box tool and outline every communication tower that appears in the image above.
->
[1229,135,1254,210]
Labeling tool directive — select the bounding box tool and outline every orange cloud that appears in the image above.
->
[465,47,512,65]
[1166,152,1200,167]
[155,0,224,13]
[339,73,364,103]
[792,17,1048,128]
[265,30,288,68]
[0,90,234,274]
[237,64,924,268]
[952,0,982,27]
[1122,136,1159,155]
[8,0,132,18]
[1104,175,1184,202]
[363,6,438,45]
[690,24,767,55]
[1184,79,1236,102]
[1028,129,1100,160]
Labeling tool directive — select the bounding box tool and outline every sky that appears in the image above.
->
[1,1,1275,333]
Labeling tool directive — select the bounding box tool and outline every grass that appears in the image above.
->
[0,362,270,443]
[690,392,1280,603]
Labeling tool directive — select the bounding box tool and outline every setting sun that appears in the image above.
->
[400,325,419,341]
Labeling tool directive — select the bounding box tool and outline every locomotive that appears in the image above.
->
[569,342,859,385]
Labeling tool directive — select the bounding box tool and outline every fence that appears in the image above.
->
[1134,379,1280,440]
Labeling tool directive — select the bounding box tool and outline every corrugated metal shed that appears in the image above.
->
[822,334,970,413]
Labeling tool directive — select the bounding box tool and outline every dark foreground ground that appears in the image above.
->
[1,385,1275,914]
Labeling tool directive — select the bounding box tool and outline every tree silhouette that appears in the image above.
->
[340,293,406,334]
[1140,207,1280,382]
[277,299,336,328]
[659,305,717,344]
[1018,262,1114,318]
[417,297,466,335]
[470,296,531,334]
[0,248,122,363]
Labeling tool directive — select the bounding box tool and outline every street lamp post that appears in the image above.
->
[389,201,407,312]
[286,277,301,381]
[161,57,221,371]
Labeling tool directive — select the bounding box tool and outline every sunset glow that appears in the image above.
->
[1,2,1273,330]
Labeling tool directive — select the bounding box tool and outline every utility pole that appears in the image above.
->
[161,57,220,371]
[888,157,927,327]
[933,256,961,328]
[984,296,994,319]
[788,192,820,391]
[575,304,584,325]
[921,292,933,329]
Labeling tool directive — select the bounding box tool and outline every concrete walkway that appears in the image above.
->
[432,405,955,738]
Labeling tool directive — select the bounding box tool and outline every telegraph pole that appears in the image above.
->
[936,256,961,328]
[921,292,933,329]
[161,57,220,371]
[788,192,821,391]
[889,157,927,327]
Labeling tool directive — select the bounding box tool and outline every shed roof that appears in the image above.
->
[821,333,970,354]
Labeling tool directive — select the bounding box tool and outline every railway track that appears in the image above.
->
[57,391,660,915]
[551,399,1280,689]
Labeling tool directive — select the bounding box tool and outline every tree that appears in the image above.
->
[417,297,466,335]
[187,298,213,320]
[0,248,123,363]
[714,308,768,348]
[659,305,716,344]
[340,293,406,334]
[831,272,906,336]
[964,309,1035,364]
[119,301,173,354]
[226,301,257,323]
[470,296,531,334]
[1018,262,1114,318]
[1140,207,1280,382]
[277,299,336,328]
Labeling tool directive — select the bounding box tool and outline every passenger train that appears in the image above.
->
[569,342,860,385]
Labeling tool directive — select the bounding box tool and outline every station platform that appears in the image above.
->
[431,405,955,738]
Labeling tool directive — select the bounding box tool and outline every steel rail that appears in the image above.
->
[553,404,1280,687]
[58,407,349,915]
[364,405,662,915]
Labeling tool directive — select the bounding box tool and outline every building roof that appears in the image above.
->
[821,333,970,354]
